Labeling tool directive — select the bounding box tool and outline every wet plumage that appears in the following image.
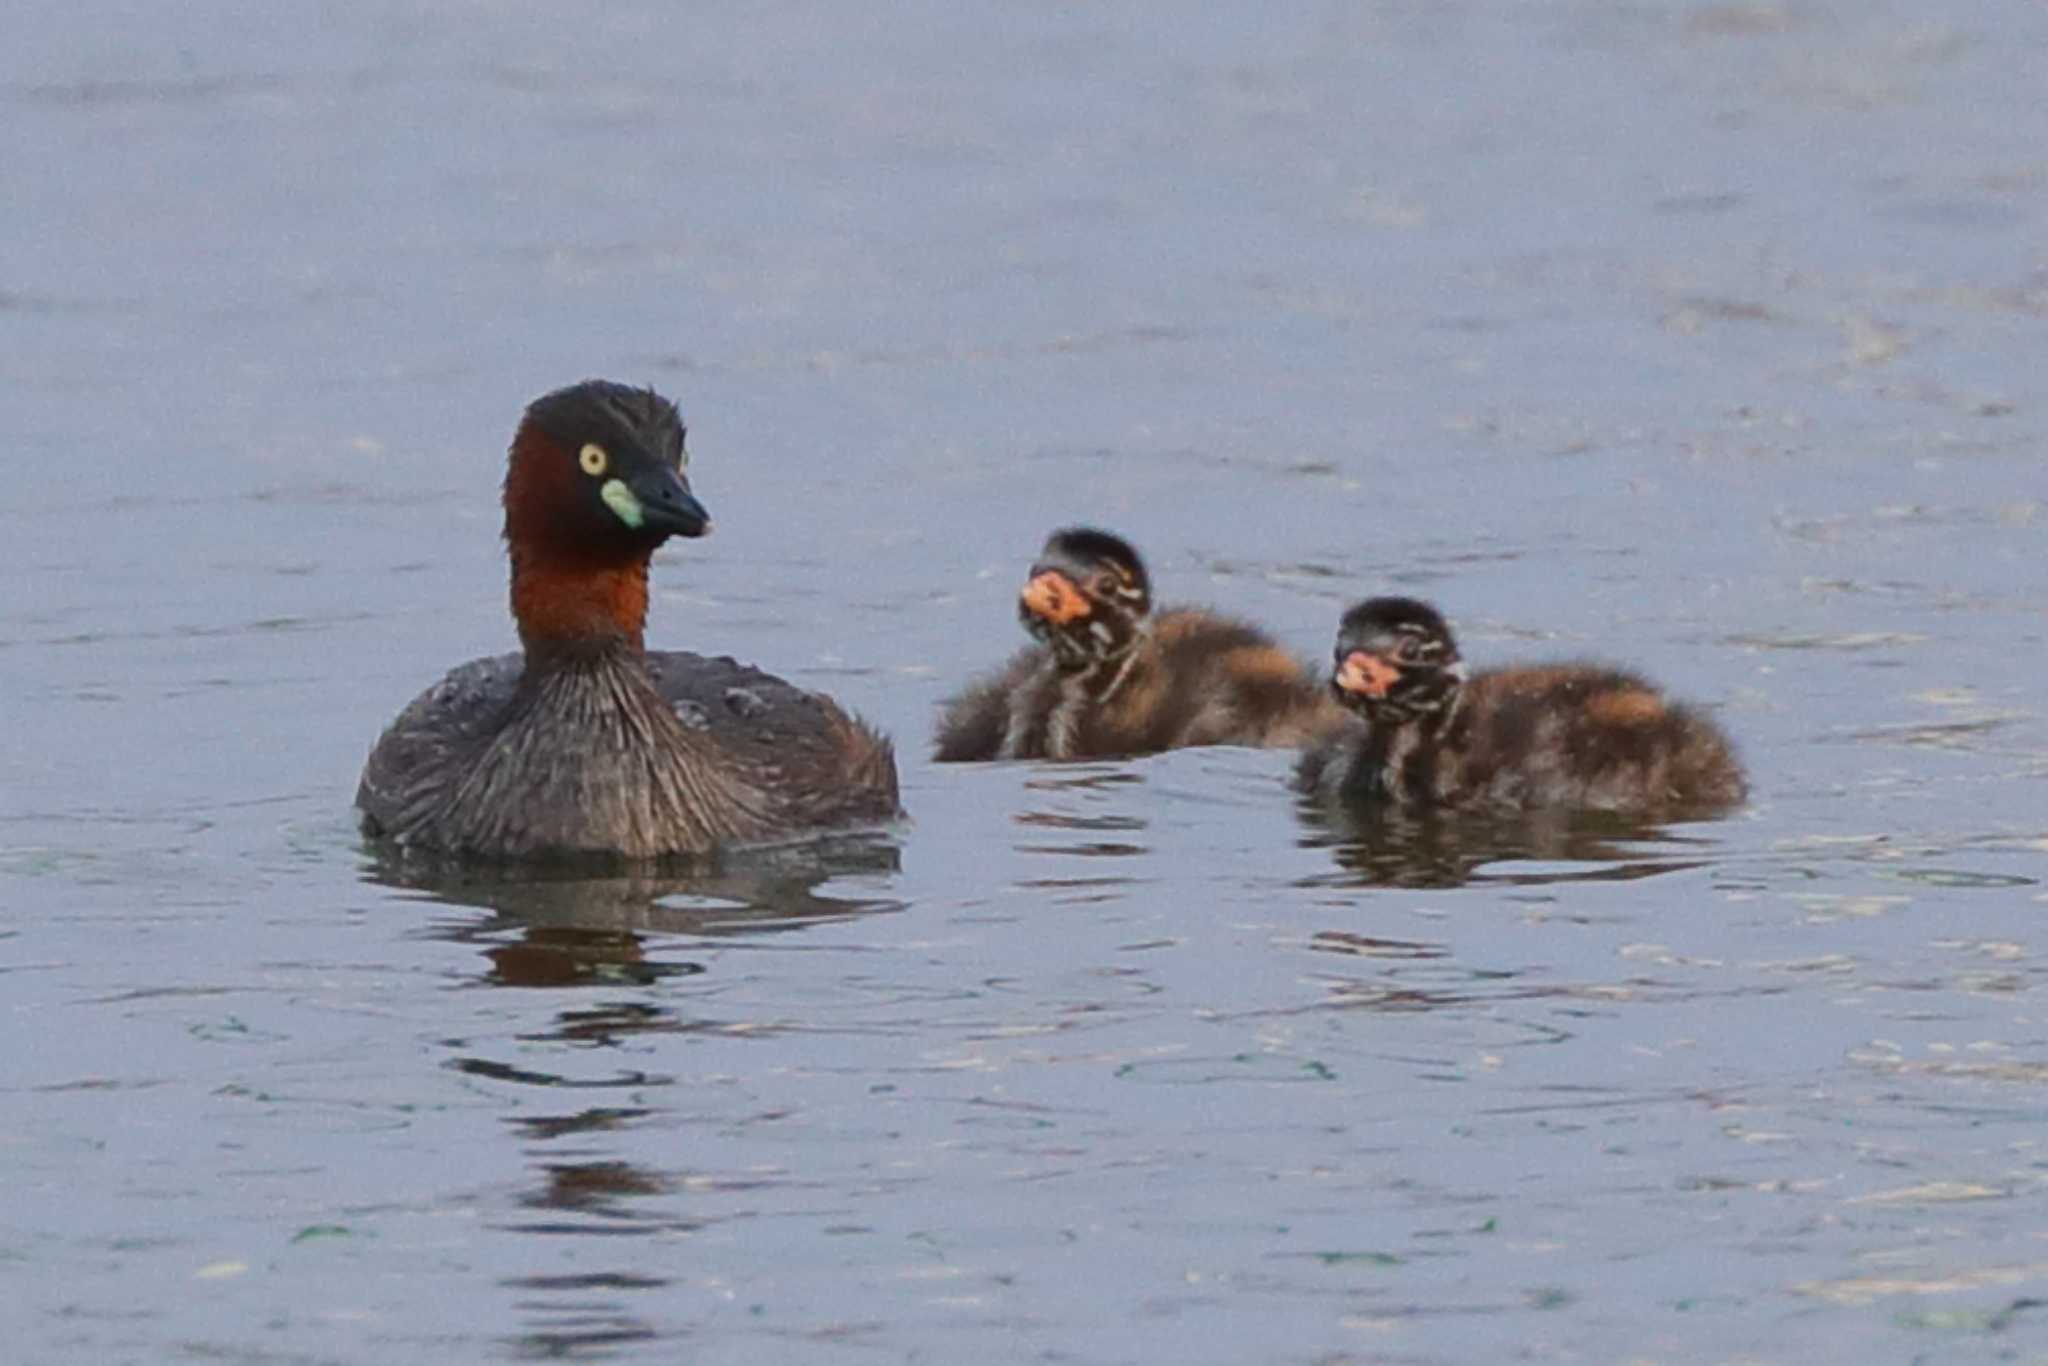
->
[1296,597,1746,815]
[934,528,1339,761]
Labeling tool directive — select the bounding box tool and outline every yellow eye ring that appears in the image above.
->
[578,443,608,477]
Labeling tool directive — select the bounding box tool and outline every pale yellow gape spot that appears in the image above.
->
[578,443,608,477]
[599,479,645,528]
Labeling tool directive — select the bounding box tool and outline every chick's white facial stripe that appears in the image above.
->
[600,478,645,528]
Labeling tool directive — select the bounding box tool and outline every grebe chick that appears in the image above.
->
[1295,597,1746,814]
[934,528,1339,761]
[357,380,899,863]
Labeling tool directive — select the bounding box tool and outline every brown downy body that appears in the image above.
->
[1296,597,1746,816]
[357,380,898,865]
[934,528,1341,761]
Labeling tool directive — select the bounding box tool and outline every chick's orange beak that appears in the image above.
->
[1335,650,1401,699]
[1020,571,1092,626]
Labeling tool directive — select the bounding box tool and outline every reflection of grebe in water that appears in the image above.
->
[363,833,902,990]
[363,833,903,1361]
[1296,798,1721,891]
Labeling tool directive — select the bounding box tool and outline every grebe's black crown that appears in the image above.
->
[1338,597,1456,655]
[1038,527,1150,603]
[525,380,687,469]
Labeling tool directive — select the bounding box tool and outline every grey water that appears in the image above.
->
[5,1,2047,1361]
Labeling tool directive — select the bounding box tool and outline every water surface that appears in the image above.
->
[5,2,2047,1360]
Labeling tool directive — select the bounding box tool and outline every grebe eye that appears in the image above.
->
[578,443,609,477]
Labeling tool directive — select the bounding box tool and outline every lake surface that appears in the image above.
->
[5,1,2046,1360]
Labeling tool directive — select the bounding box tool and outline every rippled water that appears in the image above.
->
[6,1,2047,1360]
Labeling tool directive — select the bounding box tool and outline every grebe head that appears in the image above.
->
[503,380,710,655]
[1331,596,1464,723]
[1017,527,1152,672]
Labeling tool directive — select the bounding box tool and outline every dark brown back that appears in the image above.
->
[359,650,898,862]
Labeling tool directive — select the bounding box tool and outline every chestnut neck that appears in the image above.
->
[503,423,655,662]
[509,553,652,660]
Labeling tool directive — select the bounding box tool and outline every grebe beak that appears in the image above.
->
[632,465,712,538]
[1020,569,1091,625]
[1334,650,1400,699]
